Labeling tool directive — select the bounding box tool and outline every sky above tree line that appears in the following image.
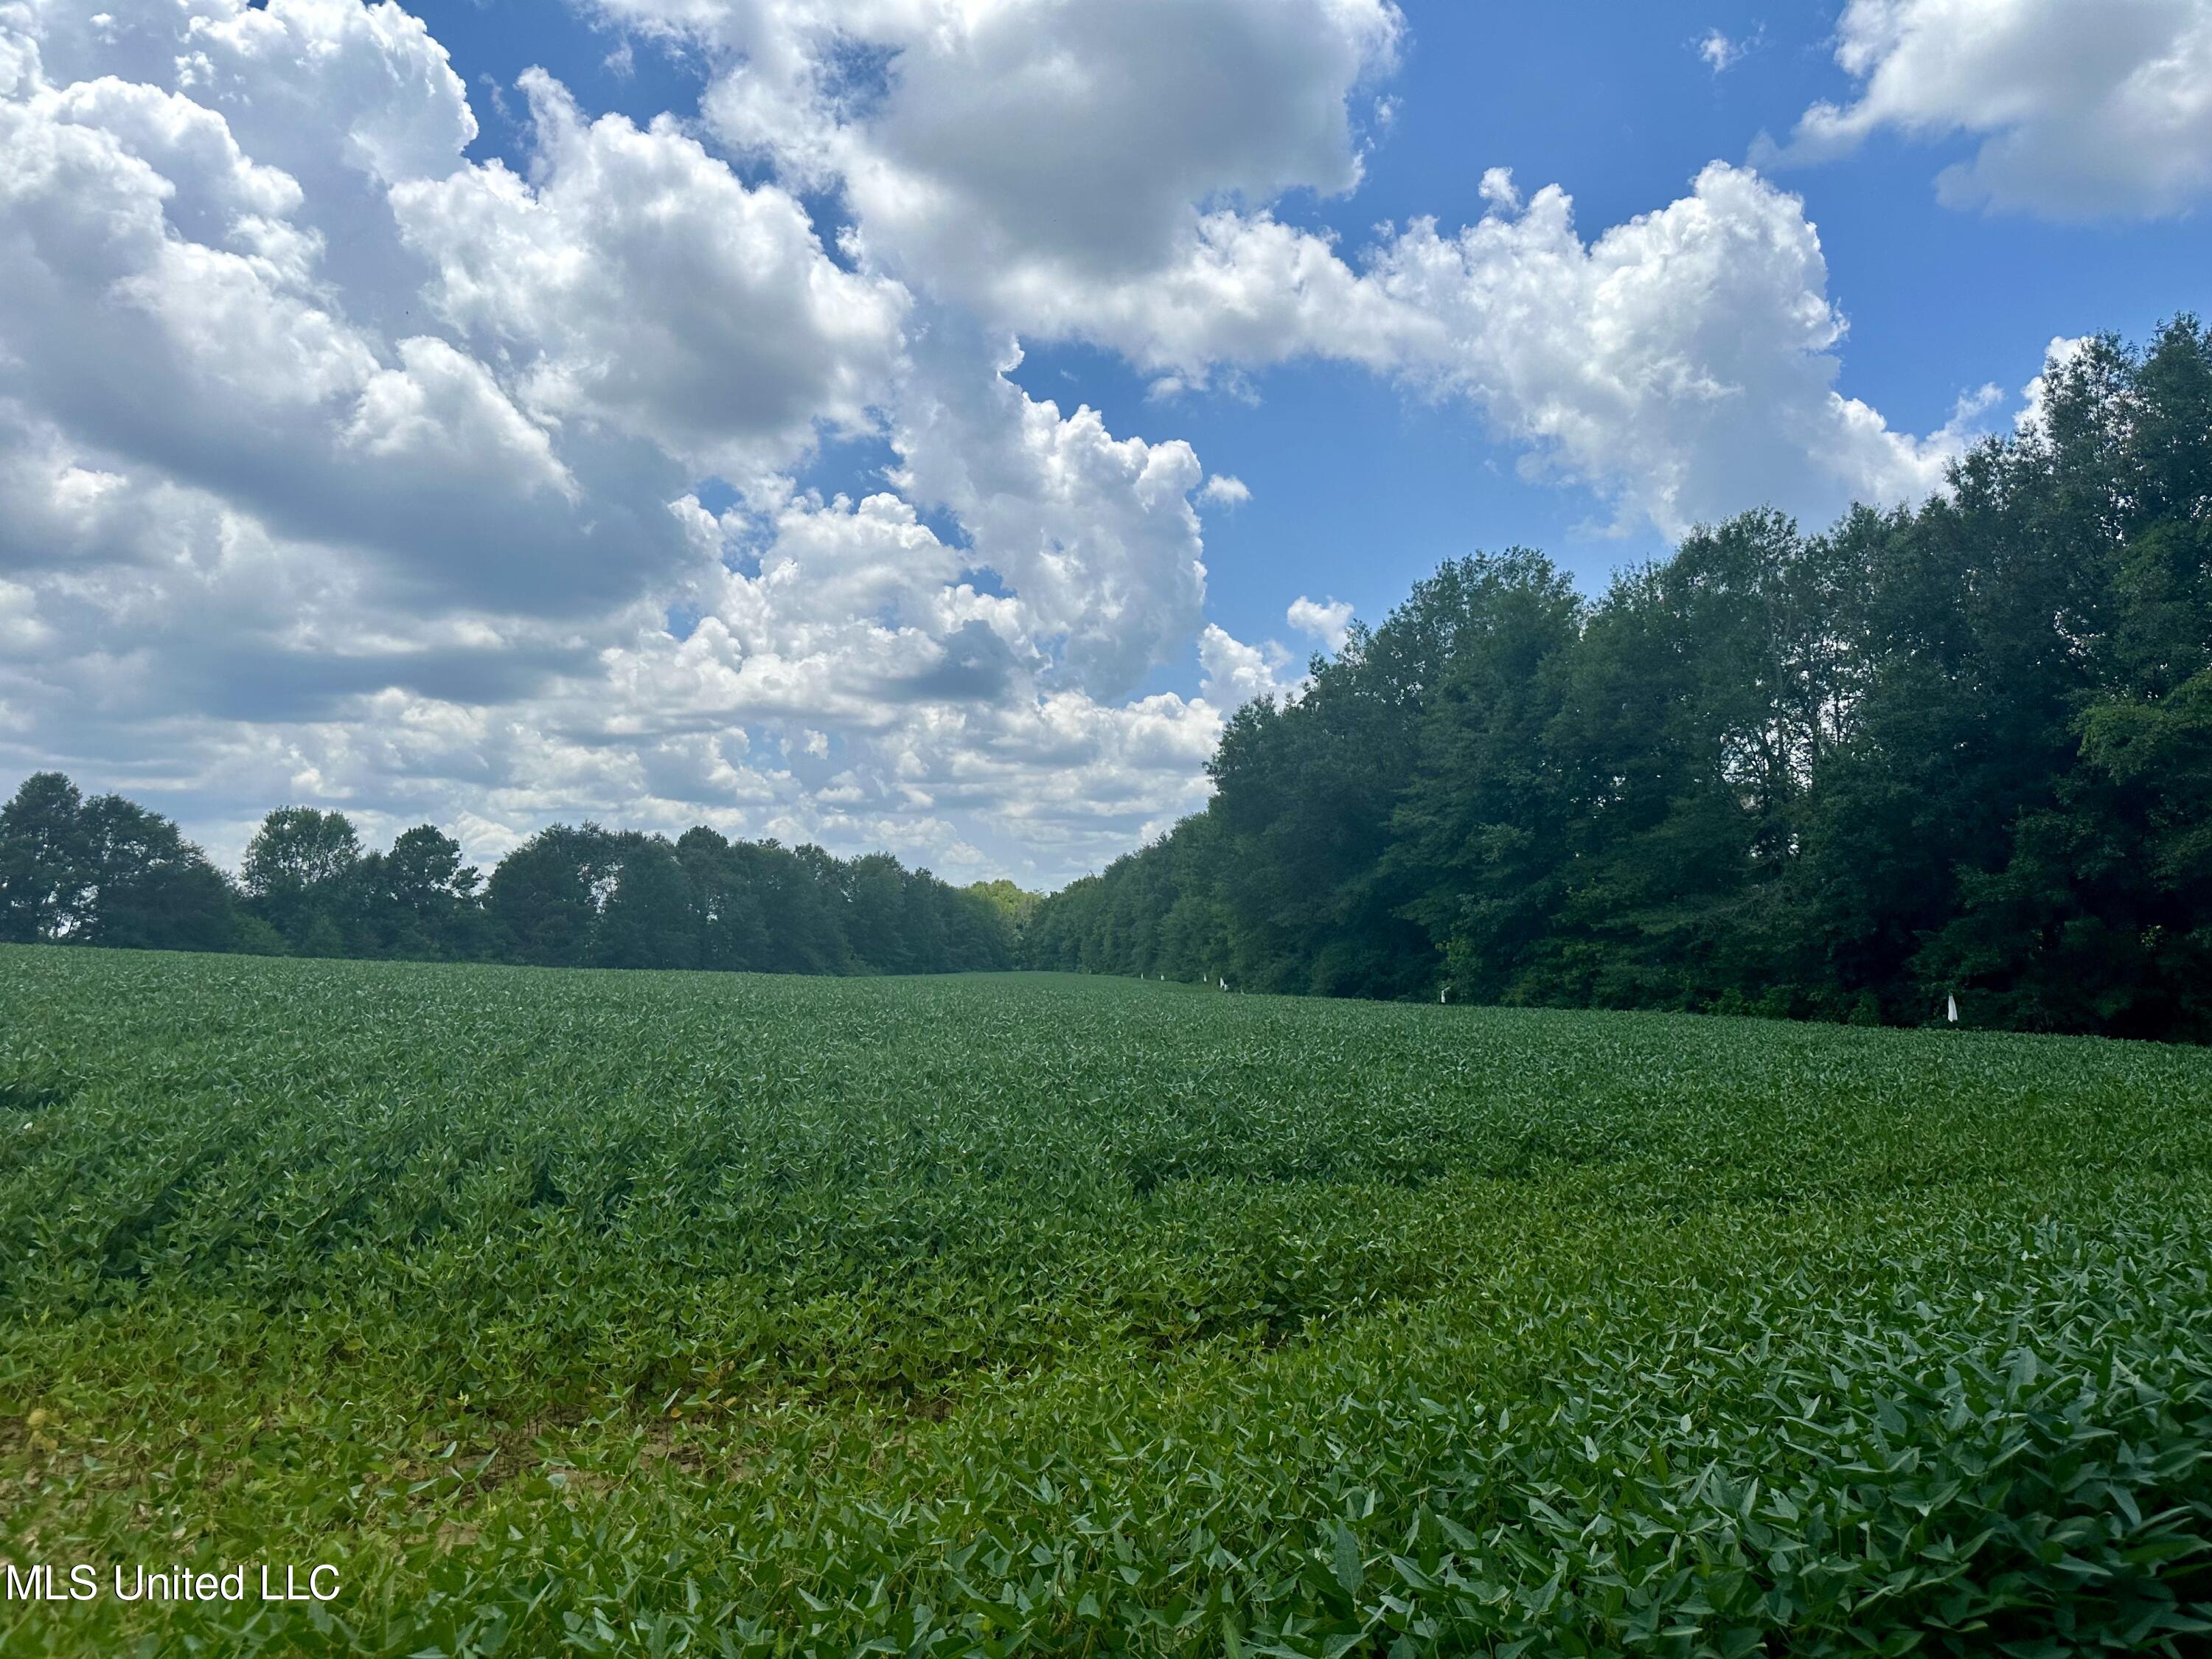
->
[2,0,2208,886]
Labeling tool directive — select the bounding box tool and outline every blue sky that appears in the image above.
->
[3,0,2208,882]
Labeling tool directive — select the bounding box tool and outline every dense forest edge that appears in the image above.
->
[7,321,2211,1033]
[0,785,1031,976]
[1030,321,2212,1042]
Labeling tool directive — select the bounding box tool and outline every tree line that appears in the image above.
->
[0,778,1023,975]
[1029,321,2212,1041]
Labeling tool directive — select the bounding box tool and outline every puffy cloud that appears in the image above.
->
[1364,164,1973,537]
[1773,0,2212,218]
[991,207,1413,383]
[585,0,1406,375]
[173,0,478,185]
[892,321,1211,700]
[1197,623,1292,709]
[391,69,908,478]
[1287,595,1354,653]
[0,21,684,616]
[21,1,480,328]
[829,0,1400,321]
[1199,474,1251,507]
[591,0,1399,248]
[346,337,576,498]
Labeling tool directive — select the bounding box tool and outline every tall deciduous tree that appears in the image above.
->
[0,773,242,951]
[0,772,88,942]
[243,806,363,954]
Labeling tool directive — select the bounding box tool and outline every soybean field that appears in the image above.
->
[2,945,2211,1657]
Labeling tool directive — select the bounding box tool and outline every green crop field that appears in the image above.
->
[2,947,2210,1657]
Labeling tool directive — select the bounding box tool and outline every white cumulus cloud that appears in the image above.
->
[391,68,909,479]
[1368,164,1971,538]
[1197,623,1292,709]
[1287,595,1354,653]
[1773,0,2212,218]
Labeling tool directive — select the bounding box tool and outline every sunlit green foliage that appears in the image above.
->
[3,947,2209,1655]
[1030,321,2212,1041]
